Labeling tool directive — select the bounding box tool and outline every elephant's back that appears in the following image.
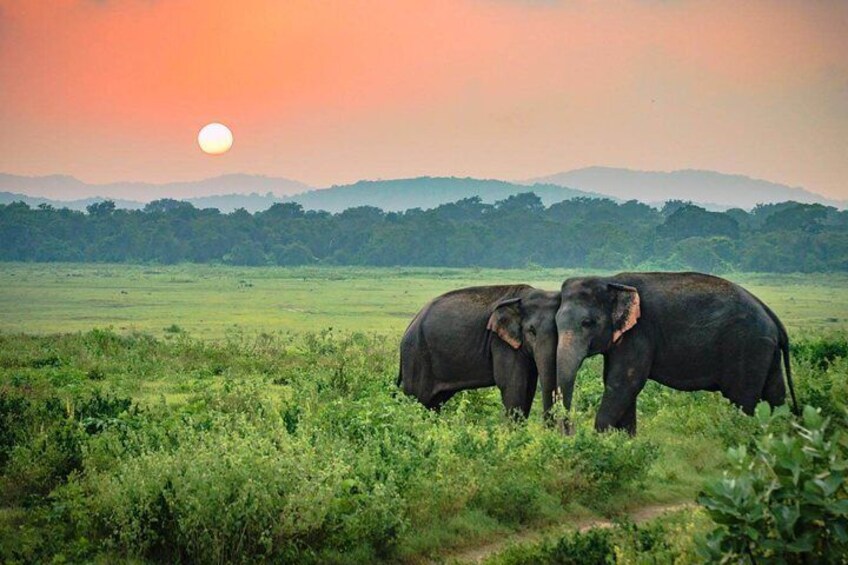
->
[407,285,527,346]
[399,285,529,396]
[417,284,530,340]
[612,272,780,341]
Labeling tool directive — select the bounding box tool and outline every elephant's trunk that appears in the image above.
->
[534,343,558,419]
[556,331,586,434]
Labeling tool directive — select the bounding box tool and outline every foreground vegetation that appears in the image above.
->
[0,266,846,562]
[1,327,845,563]
[2,194,848,272]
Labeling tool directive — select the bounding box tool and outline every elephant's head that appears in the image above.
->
[487,289,561,401]
[554,278,641,423]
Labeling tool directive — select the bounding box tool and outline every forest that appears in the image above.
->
[1,194,848,272]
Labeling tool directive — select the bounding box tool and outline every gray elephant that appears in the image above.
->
[553,272,798,435]
[398,285,560,418]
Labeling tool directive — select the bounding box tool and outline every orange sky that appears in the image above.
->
[0,0,846,198]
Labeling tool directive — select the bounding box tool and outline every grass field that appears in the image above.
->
[0,263,846,563]
[2,263,847,337]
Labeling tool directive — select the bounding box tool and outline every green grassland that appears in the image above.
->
[0,263,846,563]
[1,263,847,337]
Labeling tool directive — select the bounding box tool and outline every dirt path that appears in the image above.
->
[439,501,695,564]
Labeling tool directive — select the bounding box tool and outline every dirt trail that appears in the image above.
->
[438,502,695,564]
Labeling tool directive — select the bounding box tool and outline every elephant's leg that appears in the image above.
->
[760,349,786,409]
[595,341,650,433]
[522,370,539,418]
[721,338,776,415]
[425,389,457,411]
[492,345,535,420]
[615,399,638,436]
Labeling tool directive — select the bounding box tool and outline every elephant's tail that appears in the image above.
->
[781,338,799,415]
[389,363,404,401]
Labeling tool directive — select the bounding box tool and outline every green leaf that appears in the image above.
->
[755,401,772,426]
[830,499,848,516]
[802,405,823,429]
[773,504,800,537]
[785,532,815,553]
[832,520,848,543]
[812,473,843,497]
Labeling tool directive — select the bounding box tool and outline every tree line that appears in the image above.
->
[1,194,847,272]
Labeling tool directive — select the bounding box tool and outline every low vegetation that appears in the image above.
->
[699,404,848,563]
[0,266,845,562]
[0,325,845,563]
[484,508,714,564]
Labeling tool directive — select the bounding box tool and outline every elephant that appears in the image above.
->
[553,272,798,435]
[398,285,560,419]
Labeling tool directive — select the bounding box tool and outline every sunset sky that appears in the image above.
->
[0,0,846,199]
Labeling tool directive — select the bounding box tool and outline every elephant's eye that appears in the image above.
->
[581,318,595,328]
[528,325,537,335]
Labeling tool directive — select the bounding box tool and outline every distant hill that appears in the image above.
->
[0,191,303,214]
[0,191,144,211]
[0,176,601,213]
[284,177,603,212]
[526,167,846,210]
[4,169,843,214]
[0,173,311,201]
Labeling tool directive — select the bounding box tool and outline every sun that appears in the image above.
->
[197,123,233,155]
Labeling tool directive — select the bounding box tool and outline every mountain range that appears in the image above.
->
[526,167,844,210]
[282,178,602,213]
[0,173,309,201]
[1,168,844,213]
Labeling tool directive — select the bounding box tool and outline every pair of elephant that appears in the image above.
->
[398,272,798,434]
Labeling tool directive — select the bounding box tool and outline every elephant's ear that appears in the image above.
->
[487,297,522,350]
[608,283,640,344]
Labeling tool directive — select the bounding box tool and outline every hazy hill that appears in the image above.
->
[4,169,844,214]
[0,176,599,213]
[527,167,846,210]
[0,173,311,201]
[0,191,297,214]
[284,177,602,212]
[0,191,144,211]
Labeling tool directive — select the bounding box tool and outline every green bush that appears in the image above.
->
[792,334,848,370]
[1,420,83,505]
[493,527,615,565]
[0,385,137,507]
[698,403,848,563]
[487,511,710,565]
[0,329,744,563]
[61,422,406,563]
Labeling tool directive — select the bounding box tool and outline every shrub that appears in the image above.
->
[792,334,848,369]
[1,420,84,505]
[0,329,707,562]
[62,420,407,563]
[698,403,848,563]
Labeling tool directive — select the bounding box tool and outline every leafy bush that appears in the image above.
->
[487,509,712,565]
[1,420,84,505]
[493,527,615,565]
[698,403,848,563]
[2,328,809,563]
[61,422,406,563]
[792,334,848,370]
